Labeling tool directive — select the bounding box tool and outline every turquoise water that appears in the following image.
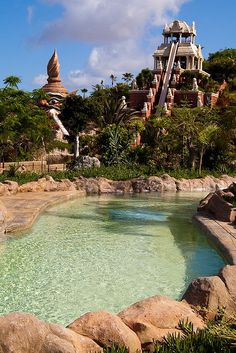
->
[0,193,224,325]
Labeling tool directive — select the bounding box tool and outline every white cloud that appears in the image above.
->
[36,0,190,90]
[27,5,34,24]
[39,0,189,44]
[67,70,103,90]
[33,74,47,86]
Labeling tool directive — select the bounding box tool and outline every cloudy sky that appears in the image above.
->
[0,0,235,92]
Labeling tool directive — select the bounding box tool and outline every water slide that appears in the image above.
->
[158,42,178,107]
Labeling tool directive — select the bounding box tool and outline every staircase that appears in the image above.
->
[158,42,178,107]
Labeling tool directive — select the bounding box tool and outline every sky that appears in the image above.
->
[0,0,235,92]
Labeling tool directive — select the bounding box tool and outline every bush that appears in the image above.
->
[155,320,231,353]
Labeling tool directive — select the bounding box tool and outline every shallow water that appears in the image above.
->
[0,192,224,325]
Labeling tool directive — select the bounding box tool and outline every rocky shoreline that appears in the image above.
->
[0,173,235,195]
[0,174,236,353]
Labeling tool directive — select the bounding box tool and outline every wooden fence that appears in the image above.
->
[0,160,66,174]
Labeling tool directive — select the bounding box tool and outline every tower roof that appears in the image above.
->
[163,20,196,36]
[42,49,68,96]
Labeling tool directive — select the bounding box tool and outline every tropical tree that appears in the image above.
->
[60,95,99,157]
[81,88,88,99]
[110,74,117,87]
[136,68,153,89]
[122,73,134,84]
[3,76,21,89]
[203,48,236,83]
[0,87,54,162]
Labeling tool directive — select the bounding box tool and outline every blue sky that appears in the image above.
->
[0,0,235,92]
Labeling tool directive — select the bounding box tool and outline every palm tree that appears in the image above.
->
[110,74,117,87]
[81,88,88,98]
[122,72,134,84]
[3,76,21,89]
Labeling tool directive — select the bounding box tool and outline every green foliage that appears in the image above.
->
[60,95,99,137]
[179,71,218,92]
[155,320,231,353]
[3,76,21,89]
[104,344,128,353]
[122,72,134,85]
[0,87,54,161]
[136,68,153,89]
[98,125,131,165]
[203,48,236,83]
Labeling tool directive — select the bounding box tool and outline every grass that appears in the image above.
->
[0,164,235,185]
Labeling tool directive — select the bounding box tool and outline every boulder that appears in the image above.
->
[219,265,236,302]
[0,312,102,353]
[57,179,76,191]
[0,182,8,196]
[175,178,191,192]
[67,310,141,353]
[97,178,116,193]
[38,176,58,192]
[0,200,7,234]
[3,180,19,194]
[131,178,149,193]
[160,174,177,191]
[202,193,235,222]
[76,156,101,169]
[118,295,205,348]
[72,177,86,192]
[182,276,236,319]
[147,176,164,192]
[19,181,44,192]
[85,178,99,194]
[114,180,133,193]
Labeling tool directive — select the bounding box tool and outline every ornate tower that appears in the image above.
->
[42,49,68,96]
[153,20,204,74]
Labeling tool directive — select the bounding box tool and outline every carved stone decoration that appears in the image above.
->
[197,95,203,107]
[131,79,138,90]
[147,88,153,98]
[192,77,199,91]
[142,102,148,113]
[42,49,68,96]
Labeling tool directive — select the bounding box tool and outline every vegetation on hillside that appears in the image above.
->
[0,48,235,176]
[0,78,55,163]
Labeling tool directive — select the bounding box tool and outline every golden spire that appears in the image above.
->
[47,49,60,83]
[42,49,68,96]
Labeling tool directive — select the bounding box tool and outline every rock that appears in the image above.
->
[219,265,236,302]
[175,178,191,191]
[72,177,86,192]
[67,310,141,353]
[147,176,163,192]
[57,179,76,191]
[118,295,205,348]
[131,178,149,193]
[98,178,116,193]
[160,174,176,191]
[182,276,236,319]
[0,200,7,234]
[39,176,58,192]
[77,156,101,169]
[0,312,102,353]
[114,180,133,193]
[3,180,19,194]
[19,181,44,192]
[85,178,99,194]
[199,193,236,222]
[0,182,8,196]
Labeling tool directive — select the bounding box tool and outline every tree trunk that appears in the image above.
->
[199,147,204,175]
[74,134,80,158]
